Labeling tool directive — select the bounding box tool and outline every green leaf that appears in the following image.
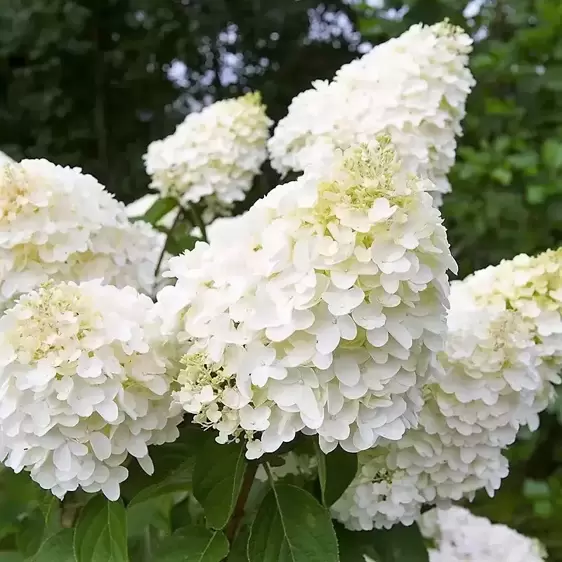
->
[30,529,74,562]
[371,523,429,562]
[523,479,550,499]
[123,439,201,505]
[0,470,42,540]
[127,496,174,539]
[316,446,327,504]
[18,494,62,557]
[193,439,246,530]
[0,553,24,562]
[533,499,553,517]
[490,167,512,185]
[127,456,195,508]
[316,447,358,507]
[248,483,339,562]
[334,523,379,562]
[154,526,229,562]
[228,524,251,562]
[166,232,198,255]
[141,196,178,225]
[526,184,546,204]
[73,495,128,562]
[542,138,562,169]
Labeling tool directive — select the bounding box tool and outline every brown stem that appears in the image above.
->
[225,462,258,544]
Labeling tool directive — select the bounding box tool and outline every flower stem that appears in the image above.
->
[187,203,208,242]
[263,461,276,488]
[225,461,258,544]
[152,206,183,295]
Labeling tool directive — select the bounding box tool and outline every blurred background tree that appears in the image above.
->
[1,0,562,558]
[0,0,360,201]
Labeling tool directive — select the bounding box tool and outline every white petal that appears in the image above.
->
[387,321,413,349]
[102,479,121,501]
[333,356,361,386]
[366,328,389,347]
[90,432,112,461]
[53,445,72,472]
[137,455,155,475]
[330,271,358,290]
[337,315,357,340]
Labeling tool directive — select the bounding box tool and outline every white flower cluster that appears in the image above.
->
[144,92,271,213]
[0,159,164,306]
[332,394,509,530]
[0,280,182,500]
[332,248,562,530]
[419,506,547,562]
[436,248,562,448]
[158,137,456,460]
[268,21,474,205]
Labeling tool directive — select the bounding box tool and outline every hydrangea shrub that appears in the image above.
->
[0,20,555,562]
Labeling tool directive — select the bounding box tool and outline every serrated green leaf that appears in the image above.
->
[154,526,229,562]
[316,447,358,507]
[370,522,429,562]
[73,495,128,562]
[141,196,178,225]
[248,483,339,562]
[30,529,74,562]
[193,439,246,530]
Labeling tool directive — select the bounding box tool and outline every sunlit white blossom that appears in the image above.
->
[158,137,455,459]
[144,92,271,214]
[269,20,474,205]
[0,280,182,500]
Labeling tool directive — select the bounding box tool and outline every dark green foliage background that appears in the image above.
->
[1,0,562,559]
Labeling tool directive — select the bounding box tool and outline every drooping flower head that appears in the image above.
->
[268,20,474,205]
[0,159,164,306]
[158,136,456,459]
[419,506,547,562]
[0,280,182,500]
[144,92,271,213]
